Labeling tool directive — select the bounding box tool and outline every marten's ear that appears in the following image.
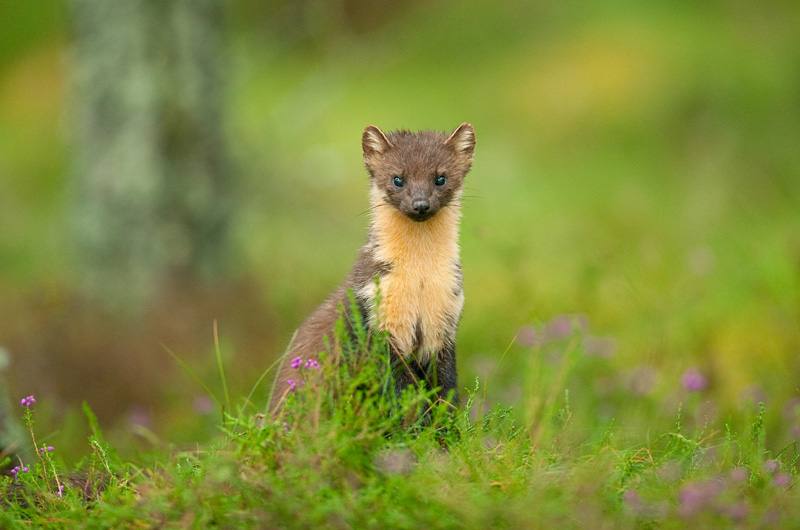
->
[362,126,392,158]
[445,123,475,159]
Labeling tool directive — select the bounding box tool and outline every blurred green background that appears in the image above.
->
[1,0,798,459]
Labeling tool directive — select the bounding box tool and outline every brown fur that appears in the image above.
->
[269,123,475,414]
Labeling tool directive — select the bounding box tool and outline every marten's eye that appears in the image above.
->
[435,174,447,187]
[393,176,404,188]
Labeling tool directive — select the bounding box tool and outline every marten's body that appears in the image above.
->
[269,123,475,414]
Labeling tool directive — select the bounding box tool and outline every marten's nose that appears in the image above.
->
[412,199,430,215]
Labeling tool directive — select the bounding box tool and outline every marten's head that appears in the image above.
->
[362,123,475,222]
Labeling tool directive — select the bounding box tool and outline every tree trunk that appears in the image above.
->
[70,0,232,312]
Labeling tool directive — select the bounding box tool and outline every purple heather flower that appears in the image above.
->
[11,465,30,476]
[730,467,749,483]
[726,501,749,522]
[782,397,800,419]
[763,508,782,526]
[738,384,767,408]
[290,356,304,370]
[544,315,573,341]
[622,489,644,514]
[763,459,780,474]
[678,480,723,516]
[629,365,657,396]
[39,446,54,453]
[287,379,297,392]
[583,335,617,358]
[192,395,215,415]
[304,359,319,370]
[128,405,152,430]
[19,395,35,407]
[773,472,791,488]
[681,367,707,392]
[516,325,537,348]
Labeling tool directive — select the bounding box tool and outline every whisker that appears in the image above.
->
[460,188,486,201]
[355,202,391,220]
[440,203,464,213]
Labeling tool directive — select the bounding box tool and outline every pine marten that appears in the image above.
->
[269,123,475,415]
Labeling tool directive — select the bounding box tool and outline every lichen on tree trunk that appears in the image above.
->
[69,0,233,312]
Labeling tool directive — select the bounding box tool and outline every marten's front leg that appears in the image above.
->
[387,338,459,407]
[435,343,459,406]
[389,342,425,399]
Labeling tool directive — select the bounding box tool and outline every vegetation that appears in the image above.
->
[2,315,799,528]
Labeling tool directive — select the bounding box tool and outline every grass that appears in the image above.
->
[2,313,798,529]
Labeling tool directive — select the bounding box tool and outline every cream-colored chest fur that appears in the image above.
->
[360,189,464,363]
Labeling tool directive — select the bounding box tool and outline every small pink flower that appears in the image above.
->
[544,315,573,341]
[774,473,791,488]
[678,480,723,516]
[730,467,749,483]
[515,325,537,348]
[290,357,304,369]
[622,489,644,514]
[763,459,780,474]
[10,465,29,479]
[727,501,749,521]
[681,367,707,392]
[192,396,215,415]
[304,359,319,370]
[19,395,35,407]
